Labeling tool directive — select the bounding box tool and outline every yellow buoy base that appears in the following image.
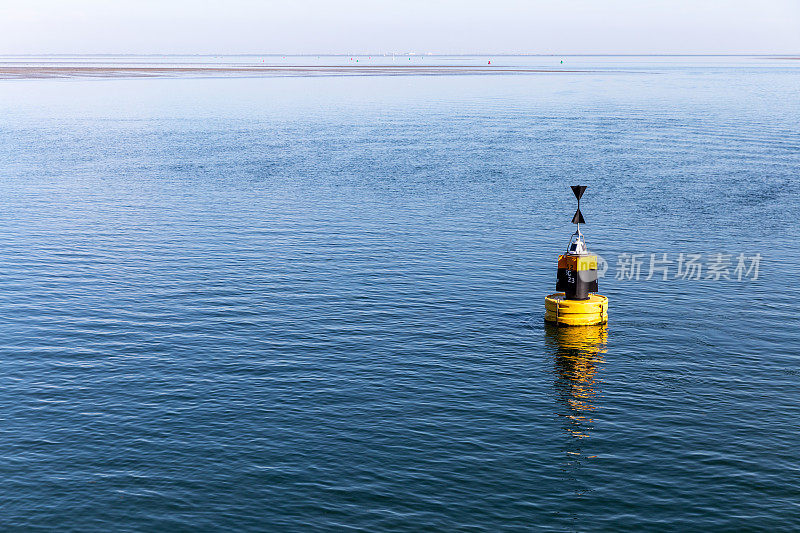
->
[544,293,608,326]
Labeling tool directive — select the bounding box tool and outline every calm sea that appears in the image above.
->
[1,56,799,531]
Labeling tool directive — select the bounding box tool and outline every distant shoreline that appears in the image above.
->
[0,65,590,79]
[0,53,796,57]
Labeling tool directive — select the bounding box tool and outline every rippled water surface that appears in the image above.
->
[1,56,799,531]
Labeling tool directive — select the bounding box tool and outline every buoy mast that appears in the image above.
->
[544,186,608,326]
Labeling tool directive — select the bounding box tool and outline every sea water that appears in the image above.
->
[1,56,799,531]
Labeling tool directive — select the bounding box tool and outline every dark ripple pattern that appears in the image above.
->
[1,60,799,531]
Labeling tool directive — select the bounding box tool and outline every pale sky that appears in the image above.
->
[1,0,798,55]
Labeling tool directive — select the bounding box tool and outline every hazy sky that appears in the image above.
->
[1,0,798,55]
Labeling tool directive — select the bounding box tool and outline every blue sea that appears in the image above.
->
[1,55,799,531]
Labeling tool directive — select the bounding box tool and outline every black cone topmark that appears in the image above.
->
[571,185,587,200]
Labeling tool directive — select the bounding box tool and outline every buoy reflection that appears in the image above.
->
[545,323,607,441]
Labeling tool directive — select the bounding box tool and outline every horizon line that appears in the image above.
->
[1,52,799,57]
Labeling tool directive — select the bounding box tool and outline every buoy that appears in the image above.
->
[544,185,608,326]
